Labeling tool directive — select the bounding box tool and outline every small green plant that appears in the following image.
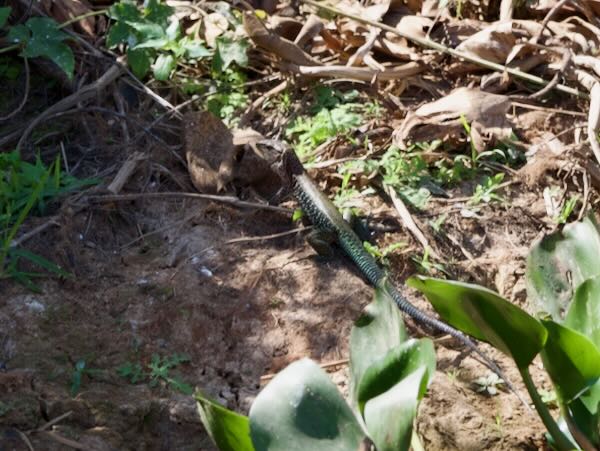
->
[409,215,600,451]
[107,0,247,81]
[469,173,505,205]
[429,213,447,233]
[196,286,436,451]
[555,195,579,224]
[118,353,193,394]
[1,6,75,78]
[286,87,378,159]
[0,151,96,290]
[70,360,101,396]
[364,241,407,267]
[473,372,504,396]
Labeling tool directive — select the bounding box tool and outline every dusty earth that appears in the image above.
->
[1,155,570,450]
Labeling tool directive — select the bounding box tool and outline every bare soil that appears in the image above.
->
[1,172,561,450]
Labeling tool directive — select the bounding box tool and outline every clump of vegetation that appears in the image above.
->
[410,215,600,451]
[118,353,193,395]
[286,87,381,160]
[197,286,435,451]
[0,151,96,290]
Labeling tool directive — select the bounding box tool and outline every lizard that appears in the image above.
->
[277,147,519,394]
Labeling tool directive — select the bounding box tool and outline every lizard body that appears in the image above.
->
[280,148,509,382]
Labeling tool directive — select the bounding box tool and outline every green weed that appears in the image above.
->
[118,353,193,395]
[555,195,579,224]
[286,87,379,159]
[0,151,96,290]
[469,173,505,205]
[70,360,101,396]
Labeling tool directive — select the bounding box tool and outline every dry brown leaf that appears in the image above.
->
[40,0,103,37]
[393,88,512,151]
[243,12,321,66]
[184,111,236,194]
[456,21,518,63]
[203,12,229,48]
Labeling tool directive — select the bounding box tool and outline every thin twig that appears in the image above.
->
[300,0,586,99]
[0,57,29,122]
[531,0,569,44]
[86,192,293,214]
[225,226,310,244]
[34,411,73,432]
[16,63,124,151]
[384,185,438,259]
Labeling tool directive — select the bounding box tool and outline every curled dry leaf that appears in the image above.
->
[204,12,229,48]
[243,12,321,66]
[184,111,236,194]
[393,88,512,152]
[456,21,518,64]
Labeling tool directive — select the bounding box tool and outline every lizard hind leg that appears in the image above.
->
[306,229,337,258]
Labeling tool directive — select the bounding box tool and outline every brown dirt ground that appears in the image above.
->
[1,172,568,450]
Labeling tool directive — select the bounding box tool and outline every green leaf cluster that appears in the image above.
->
[0,151,96,290]
[409,215,600,450]
[107,0,248,81]
[118,353,193,395]
[2,7,74,79]
[286,87,377,160]
[196,286,435,451]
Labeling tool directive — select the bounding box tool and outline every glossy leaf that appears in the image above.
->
[364,368,427,451]
[249,359,366,451]
[408,276,547,368]
[356,338,435,413]
[565,276,600,348]
[540,320,600,403]
[153,53,176,80]
[350,284,407,405]
[127,48,152,78]
[18,18,74,78]
[526,215,600,320]
[196,392,254,451]
[213,36,249,71]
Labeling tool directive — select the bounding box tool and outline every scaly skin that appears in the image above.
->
[281,149,511,383]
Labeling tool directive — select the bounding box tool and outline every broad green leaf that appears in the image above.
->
[196,392,254,451]
[182,39,212,59]
[134,38,170,49]
[526,215,600,320]
[127,48,152,78]
[153,53,176,80]
[213,36,249,71]
[7,24,29,45]
[540,320,600,402]
[106,21,132,48]
[364,368,427,451]
[165,18,180,41]
[350,284,407,405]
[124,21,165,41]
[144,0,174,27]
[0,7,11,28]
[565,276,600,348]
[249,359,366,451]
[569,398,600,446]
[408,276,547,368]
[20,18,74,78]
[108,1,142,22]
[356,338,435,414]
